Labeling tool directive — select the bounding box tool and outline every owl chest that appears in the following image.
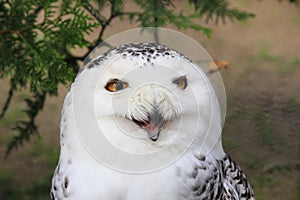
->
[96,164,183,200]
[54,153,218,200]
[52,157,184,200]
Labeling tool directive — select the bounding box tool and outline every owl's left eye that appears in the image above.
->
[172,76,188,90]
[105,79,128,92]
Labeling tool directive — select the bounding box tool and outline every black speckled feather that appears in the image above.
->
[177,154,255,200]
[86,43,192,69]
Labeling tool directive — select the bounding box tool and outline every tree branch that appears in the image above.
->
[0,87,14,118]
[5,92,46,157]
[97,0,119,44]
[82,2,106,24]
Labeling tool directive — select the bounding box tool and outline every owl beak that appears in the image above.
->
[144,109,164,141]
[131,109,165,141]
[144,120,161,141]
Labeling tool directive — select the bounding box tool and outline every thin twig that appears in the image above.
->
[97,0,118,44]
[0,87,14,118]
[83,2,106,24]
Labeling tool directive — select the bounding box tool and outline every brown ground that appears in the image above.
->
[0,1,299,199]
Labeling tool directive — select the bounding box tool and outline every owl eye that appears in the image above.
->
[172,76,188,90]
[105,79,128,92]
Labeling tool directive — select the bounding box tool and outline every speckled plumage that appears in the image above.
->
[86,43,192,69]
[176,154,254,200]
[51,43,255,200]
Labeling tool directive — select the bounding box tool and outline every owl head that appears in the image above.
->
[71,43,224,172]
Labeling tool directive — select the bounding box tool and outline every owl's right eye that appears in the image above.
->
[172,76,188,90]
[105,79,128,92]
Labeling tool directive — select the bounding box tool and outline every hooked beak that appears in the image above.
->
[131,109,165,141]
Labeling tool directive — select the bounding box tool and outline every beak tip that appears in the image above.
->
[149,132,160,142]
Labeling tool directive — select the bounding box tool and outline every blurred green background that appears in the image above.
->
[0,0,299,199]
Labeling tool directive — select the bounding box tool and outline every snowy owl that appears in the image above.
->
[51,43,255,200]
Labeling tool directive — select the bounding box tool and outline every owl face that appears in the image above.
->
[104,73,186,141]
[69,42,223,172]
[88,43,216,152]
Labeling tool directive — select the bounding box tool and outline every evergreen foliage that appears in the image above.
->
[0,0,257,155]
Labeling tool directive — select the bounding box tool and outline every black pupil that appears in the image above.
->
[115,81,123,90]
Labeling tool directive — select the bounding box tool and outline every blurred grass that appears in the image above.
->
[253,111,275,145]
[0,88,60,199]
[0,105,26,127]
[0,137,59,200]
[258,44,300,74]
